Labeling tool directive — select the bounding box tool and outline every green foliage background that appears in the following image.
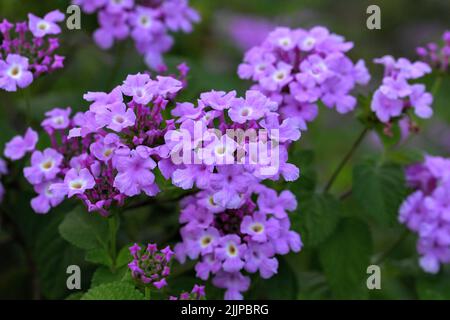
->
[0,0,449,299]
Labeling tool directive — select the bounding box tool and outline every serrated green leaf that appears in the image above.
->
[58,207,109,250]
[293,193,340,248]
[319,218,373,299]
[85,248,113,267]
[82,281,144,300]
[353,160,407,225]
[91,266,127,289]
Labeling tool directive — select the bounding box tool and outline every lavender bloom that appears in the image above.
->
[399,156,450,273]
[73,0,199,70]
[416,30,450,73]
[4,128,38,160]
[0,54,33,91]
[28,10,64,38]
[0,12,65,92]
[238,26,370,130]
[3,68,188,216]
[23,148,63,185]
[174,186,301,300]
[371,55,433,124]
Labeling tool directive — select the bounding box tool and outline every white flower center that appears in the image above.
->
[8,65,22,79]
[273,70,287,82]
[139,15,152,28]
[226,243,238,257]
[200,235,213,248]
[303,36,316,49]
[279,37,291,48]
[239,107,253,118]
[250,222,264,234]
[256,63,266,72]
[53,116,65,125]
[69,179,85,190]
[37,21,50,31]
[113,115,125,124]
[40,159,54,171]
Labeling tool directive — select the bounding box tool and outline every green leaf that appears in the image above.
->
[58,207,109,250]
[353,159,407,225]
[247,257,298,299]
[81,281,144,300]
[85,248,113,267]
[116,245,132,268]
[293,193,340,248]
[91,266,127,289]
[319,218,373,299]
[416,274,450,300]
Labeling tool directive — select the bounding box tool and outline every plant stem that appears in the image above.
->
[431,75,443,96]
[108,214,118,270]
[323,127,369,193]
[145,287,151,300]
[374,230,409,265]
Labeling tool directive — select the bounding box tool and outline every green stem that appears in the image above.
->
[323,127,369,193]
[374,230,409,265]
[431,75,443,96]
[108,214,118,270]
[145,287,151,300]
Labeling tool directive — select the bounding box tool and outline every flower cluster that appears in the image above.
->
[3,70,187,215]
[0,10,65,91]
[73,0,200,71]
[169,284,206,300]
[237,26,370,130]
[162,89,301,209]
[128,243,173,289]
[416,30,450,73]
[175,186,302,300]
[399,156,450,273]
[371,56,433,123]
[0,158,7,203]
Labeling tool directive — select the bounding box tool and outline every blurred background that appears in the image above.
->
[0,0,449,299]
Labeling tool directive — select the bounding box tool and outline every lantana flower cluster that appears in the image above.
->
[370,55,433,124]
[399,156,450,274]
[416,30,450,73]
[128,243,173,289]
[0,158,7,203]
[3,70,186,215]
[175,185,302,300]
[238,26,371,130]
[0,10,65,92]
[73,0,200,71]
[162,89,301,209]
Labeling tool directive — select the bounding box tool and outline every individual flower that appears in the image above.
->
[28,10,65,38]
[0,54,33,91]
[23,148,63,184]
[4,128,38,160]
[371,55,433,124]
[399,156,450,273]
[51,168,96,198]
[238,26,370,130]
[73,0,199,70]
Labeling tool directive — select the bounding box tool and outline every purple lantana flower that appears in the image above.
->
[4,128,38,160]
[23,148,63,185]
[0,54,33,91]
[28,10,65,38]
